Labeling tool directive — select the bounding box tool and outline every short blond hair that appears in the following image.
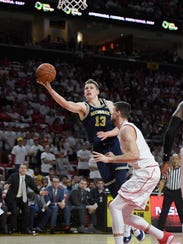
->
[85,79,99,89]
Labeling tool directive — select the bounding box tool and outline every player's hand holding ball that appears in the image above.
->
[36,63,56,86]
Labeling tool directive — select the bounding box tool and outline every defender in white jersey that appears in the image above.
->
[93,102,174,244]
[118,120,160,210]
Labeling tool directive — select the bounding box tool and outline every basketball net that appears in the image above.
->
[57,0,88,16]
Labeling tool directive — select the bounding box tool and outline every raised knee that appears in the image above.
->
[109,199,115,211]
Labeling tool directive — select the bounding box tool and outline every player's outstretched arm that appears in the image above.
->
[37,81,86,117]
[161,163,171,177]
[172,101,183,119]
[161,101,183,176]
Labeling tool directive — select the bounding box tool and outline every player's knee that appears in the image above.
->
[109,199,115,212]
[109,202,113,214]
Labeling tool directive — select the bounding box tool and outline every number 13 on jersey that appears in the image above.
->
[95,115,106,127]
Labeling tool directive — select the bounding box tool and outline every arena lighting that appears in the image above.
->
[35,1,54,12]
[63,8,82,16]
[162,21,178,31]
[88,12,155,26]
[0,0,25,5]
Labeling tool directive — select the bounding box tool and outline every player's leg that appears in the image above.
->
[110,141,144,243]
[109,139,128,190]
[110,195,174,244]
[125,213,174,243]
[97,161,118,198]
[109,195,127,244]
[111,141,145,243]
[95,141,122,198]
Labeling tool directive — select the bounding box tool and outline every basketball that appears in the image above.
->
[36,63,56,83]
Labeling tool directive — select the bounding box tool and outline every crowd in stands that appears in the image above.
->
[88,0,183,19]
[0,161,106,234]
[34,35,183,66]
[0,57,182,163]
[0,54,182,234]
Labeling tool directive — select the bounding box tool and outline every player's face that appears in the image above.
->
[84,83,99,100]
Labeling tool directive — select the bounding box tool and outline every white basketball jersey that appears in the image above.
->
[119,121,158,168]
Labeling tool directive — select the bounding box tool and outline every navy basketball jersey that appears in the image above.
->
[82,99,116,146]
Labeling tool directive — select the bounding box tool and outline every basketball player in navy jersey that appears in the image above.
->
[37,78,144,241]
[38,79,127,195]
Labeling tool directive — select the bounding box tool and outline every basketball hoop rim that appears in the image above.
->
[57,0,88,11]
